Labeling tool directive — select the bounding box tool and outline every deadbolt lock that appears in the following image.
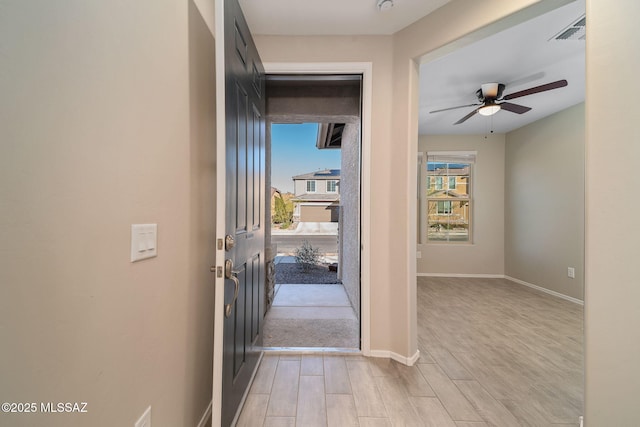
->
[225,235,235,251]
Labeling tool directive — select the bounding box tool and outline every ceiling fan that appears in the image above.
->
[430,79,568,125]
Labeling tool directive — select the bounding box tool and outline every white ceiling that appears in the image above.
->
[420,1,585,135]
[238,0,450,36]
[238,0,585,136]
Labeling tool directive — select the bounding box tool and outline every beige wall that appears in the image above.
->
[505,103,585,301]
[0,0,216,425]
[418,134,505,276]
[585,0,640,423]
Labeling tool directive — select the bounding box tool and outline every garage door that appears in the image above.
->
[300,205,338,222]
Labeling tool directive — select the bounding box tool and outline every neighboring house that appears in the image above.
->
[426,163,471,241]
[291,169,340,222]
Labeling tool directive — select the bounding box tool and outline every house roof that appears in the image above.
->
[291,193,340,202]
[428,190,467,199]
[292,169,340,180]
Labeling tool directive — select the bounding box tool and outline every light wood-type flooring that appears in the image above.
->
[236,277,584,426]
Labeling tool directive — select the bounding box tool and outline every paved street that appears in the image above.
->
[271,234,338,254]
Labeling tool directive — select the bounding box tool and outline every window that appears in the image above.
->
[326,180,338,193]
[306,180,316,192]
[434,176,443,190]
[423,152,474,243]
[436,201,452,215]
[448,176,456,190]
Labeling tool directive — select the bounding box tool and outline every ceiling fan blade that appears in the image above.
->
[454,108,479,125]
[500,102,532,114]
[430,103,479,114]
[503,79,568,100]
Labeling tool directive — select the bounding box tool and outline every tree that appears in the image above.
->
[273,193,293,226]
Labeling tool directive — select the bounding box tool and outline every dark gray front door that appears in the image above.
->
[222,0,265,425]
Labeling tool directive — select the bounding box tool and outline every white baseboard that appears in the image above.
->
[197,400,212,427]
[505,276,584,305]
[369,349,421,366]
[417,273,505,278]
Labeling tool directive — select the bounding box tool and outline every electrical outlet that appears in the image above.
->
[135,406,151,427]
[416,251,422,259]
[568,267,575,279]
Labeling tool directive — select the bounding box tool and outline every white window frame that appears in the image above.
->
[420,151,475,244]
[306,180,316,193]
[326,180,338,193]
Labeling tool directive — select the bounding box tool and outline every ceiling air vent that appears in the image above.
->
[551,14,586,41]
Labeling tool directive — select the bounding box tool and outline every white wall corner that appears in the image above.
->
[369,349,421,366]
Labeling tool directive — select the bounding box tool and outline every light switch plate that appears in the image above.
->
[131,224,158,262]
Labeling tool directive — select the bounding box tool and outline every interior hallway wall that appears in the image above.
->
[505,103,585,301]
[0,0,216,425]
[585,0,640,423]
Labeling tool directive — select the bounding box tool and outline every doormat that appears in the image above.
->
[264,318,358,348]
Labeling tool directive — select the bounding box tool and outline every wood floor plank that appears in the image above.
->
[393,361,436,397]
[326,394,359,427]
[296,375,326,427]
[368,357,398,377]
[358,417,393,427]
[266,360,300,417]
[417,363,483,422]
[264,416,296,427]
[250,355,279,394]
[375,375,424,426]
[416,351,436,364]
[278,354,302,361]
[429,348,474,380]
[347,360,388,418]
[500,398,553,426]
[454,380,520,426]
[409,396,457,427]
[324,356,352,394]
[455,422,489,427]
[301,355,324,376]
[236,394,269,427]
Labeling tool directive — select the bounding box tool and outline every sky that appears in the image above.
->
[271,123,341,193]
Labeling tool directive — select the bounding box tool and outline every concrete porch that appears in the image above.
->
[263,256,359,349]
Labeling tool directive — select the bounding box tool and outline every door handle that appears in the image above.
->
[224,259,240,318]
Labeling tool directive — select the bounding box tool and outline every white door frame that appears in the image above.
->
[264,62,372,358]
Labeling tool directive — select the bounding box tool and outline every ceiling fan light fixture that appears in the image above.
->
[478,104,501,116]
[377,0,394,12]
